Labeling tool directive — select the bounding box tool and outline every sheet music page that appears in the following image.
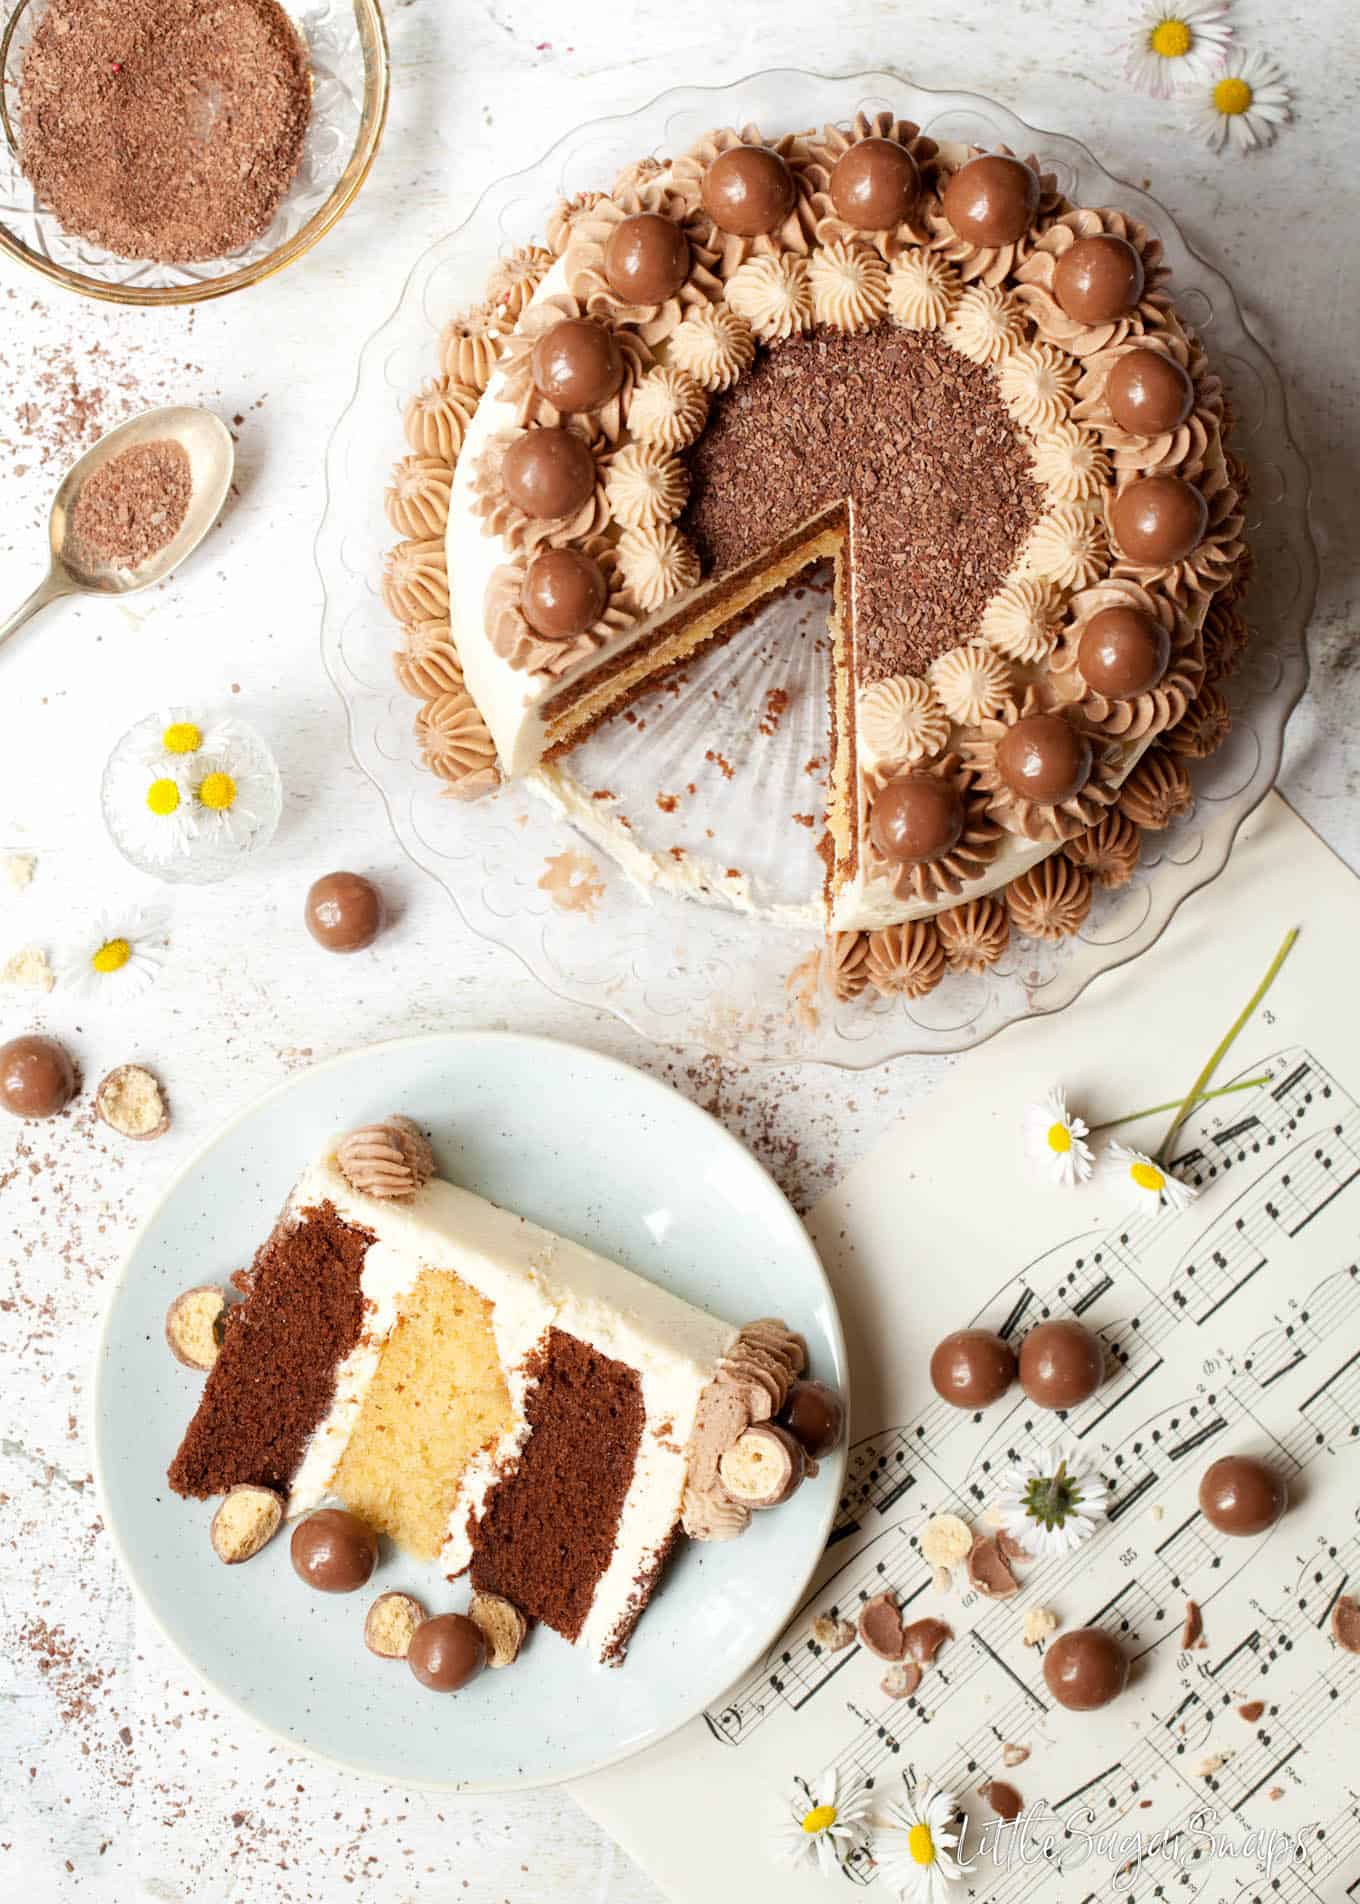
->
[576,794,1360,1904]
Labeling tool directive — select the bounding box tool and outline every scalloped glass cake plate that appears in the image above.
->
[316,69,1314,1066]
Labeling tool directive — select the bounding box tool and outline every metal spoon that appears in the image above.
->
[0,405,235,657]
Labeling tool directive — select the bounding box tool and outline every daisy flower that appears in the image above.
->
[768,1768,873,1878]
[872,1782,968,1901]
[1195,50,1293,151]
[1023,1088,1095,1188]
[189,743,274,849]
[996,1439,1109,1559]
[56,907,167,1000]
[1124,0,1233,97]
[1105,1140,1199,1213]
[141,707,242,773]
[104,748,201,868]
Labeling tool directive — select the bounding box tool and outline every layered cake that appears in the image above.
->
[382,115,1249,993]
[168,1116,814,1664]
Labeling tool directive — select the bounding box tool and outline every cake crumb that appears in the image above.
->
[931,1564,953,1595]
[2,853,35,892]
[811,1614,854,1652]
[1001,1742,1031,1769]
[1268,1787,1284,1802]
[920,1513,973,1568]
[1,944,53,990]
[1023,1606,1060,1647]
[1191,1751,1235,1778]
[880,1660,922,1700]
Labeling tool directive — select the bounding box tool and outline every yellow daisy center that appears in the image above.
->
[1150,18,1192,58]
[908,1822,937,1866]
[802,1804,837,1835]
[146,778,181,817]
[198,771,237,811]
[1047,1121,1073,1155]
[1130,1160,1166,1193]
[162,721,202,755]
[92,937,131,975]
[1212,75,1253,116]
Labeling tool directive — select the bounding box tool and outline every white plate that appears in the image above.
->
[91,1032,848,1791]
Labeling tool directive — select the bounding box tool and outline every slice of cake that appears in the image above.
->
[168,1115,814,1664]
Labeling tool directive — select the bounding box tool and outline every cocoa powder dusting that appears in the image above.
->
[67,439,191,573]
[19,0,312,264]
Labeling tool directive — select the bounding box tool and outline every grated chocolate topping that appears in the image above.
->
[166,1202,371,1500]
[682,325,1042,681]
[470,1328,645,1644]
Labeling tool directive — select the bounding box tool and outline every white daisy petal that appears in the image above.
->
[1104,1140,1199,1212]
[1196,50,1293,152]
[55,907,168,1001]
[873,1782,970,1899]
[1022,1087,1095,1188]
[1123,0,1233,98]
[766,1768,873,1874]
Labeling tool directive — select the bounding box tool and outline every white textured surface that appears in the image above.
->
[0,0,1353,1898]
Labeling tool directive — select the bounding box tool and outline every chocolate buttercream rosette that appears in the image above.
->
[1164,681,1233,759]
[1072,323,1225,477]
[484,244,554,324]
[1201,593,1250,683]
[1012,207,1173,357]
[865,919,947,999]
[404,378,481,464]
[1106,449,1246,606]
[668,125,818,278]
[473,426,610,553]
[382,537,449,625]
[494,293,653,441]
[483,542,637,680]
[1048,579,1202,741]
[963,685,1119,843]
[1005,856,1094,941]
[924,144,1063,289]
[864,752,1004,906]
[804,111,939,260]
[936,896,1011,973]
[393,619,465,700]
[820,930,872,1002]
[1063,811,1143,889]
[440,304,513,393]
[1117,745,1194,830]
[563,183,723,344]
[413,690,500,801]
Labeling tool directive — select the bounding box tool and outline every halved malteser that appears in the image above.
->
[365,1592,429,1660]
[468,1591,528,1669]
[165,1286,230,1372]
[210,1486,284,1564]
[717,1423,806,1508]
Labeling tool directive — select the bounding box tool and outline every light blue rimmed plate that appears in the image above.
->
[91,1032,848,1791]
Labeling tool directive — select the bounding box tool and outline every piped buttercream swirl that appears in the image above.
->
[996,342,1079,431]
[857,674,950,772]
[725,252,813,343]
[1005,857,1093,940]
[928,643,1015,725]
[667,303,756,391]
[886,250,959,330]
[808,239,889,332]
[414,691,500,799]
[942,282,1025,364]
[605,442,689,528]
[615,522,701,610]
[979,577,1065,663]
[937,896,1010,972]
[626,366,710,451]
[865,920,946,997]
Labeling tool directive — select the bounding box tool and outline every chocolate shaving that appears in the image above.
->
[1181,1599,1205,1650]
[1236,1700,1265,1724]
[683,324,1042,681]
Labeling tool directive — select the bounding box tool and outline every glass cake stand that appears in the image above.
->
[316,69,1314,1067]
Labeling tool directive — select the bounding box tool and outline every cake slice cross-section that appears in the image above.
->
[168,1115,816,1664]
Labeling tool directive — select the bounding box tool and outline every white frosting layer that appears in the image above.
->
[284,1146,737,1663]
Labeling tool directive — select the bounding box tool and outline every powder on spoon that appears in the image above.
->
[18,0,312,264]
[67,439,193,573]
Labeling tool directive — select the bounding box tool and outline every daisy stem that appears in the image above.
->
[1089,1076,1271,1134]
[1155,928,1300,1167]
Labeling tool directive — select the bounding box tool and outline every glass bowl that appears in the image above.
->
[0,0,389,305]
[317,68,1315,1068]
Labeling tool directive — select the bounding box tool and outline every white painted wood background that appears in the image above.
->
[0,0,1354,1897]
